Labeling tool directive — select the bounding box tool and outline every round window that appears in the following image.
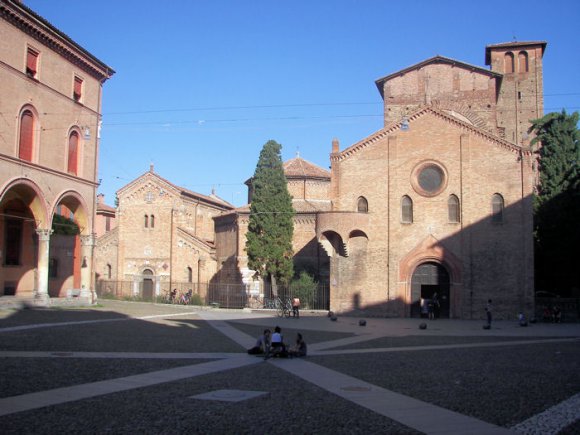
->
[411,161,447,197]
[418,165,444,193]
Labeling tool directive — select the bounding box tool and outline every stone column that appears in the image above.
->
[35,229,53,306]
[80,234,95,302]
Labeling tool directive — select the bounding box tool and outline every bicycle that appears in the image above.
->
[276,297,292,318]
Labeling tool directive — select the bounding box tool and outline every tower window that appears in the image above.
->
[518,51,529,73]
[448,195,460,223]
[504,52,515,73]
[67,131,79,175]
[73,76,83,102]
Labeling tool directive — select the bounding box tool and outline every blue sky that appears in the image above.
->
[26,0,580,207]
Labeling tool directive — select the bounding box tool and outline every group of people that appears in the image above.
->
[247,326,307,359]
[542,305,562,323]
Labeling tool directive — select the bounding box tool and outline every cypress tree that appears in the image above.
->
[246,140,294,289]
[530,110,580,296]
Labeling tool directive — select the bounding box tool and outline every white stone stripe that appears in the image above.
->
[0,311,199,333]
[0,351,239,359]
[0,356,259,417]
[310,338,580,355]
[273,358,513,435]
[511,392,580,435]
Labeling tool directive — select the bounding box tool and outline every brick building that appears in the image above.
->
[94,166,233,300]
[0,0,114,303]
[318,41,544,319]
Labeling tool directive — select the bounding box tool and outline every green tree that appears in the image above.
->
[530,110,580,296]
[246,140,294,289]
[290,271,318,309]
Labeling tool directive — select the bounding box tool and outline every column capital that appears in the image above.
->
[80,234,95,246]
[35,229,53,241]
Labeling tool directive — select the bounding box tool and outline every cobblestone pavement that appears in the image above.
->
[0,300,579,434]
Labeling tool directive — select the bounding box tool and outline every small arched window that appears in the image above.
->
[357,196,368,213]
[187,266,193,283]
[19,110,34,161]
[107,263,112,279]
[150,214,155,228]
[518,51,528,73]
[448,195,460,223]
[144,215,149,228]
[492,194,504,223]
[504,52,515,73]
[401,195,413,223]
[67,131,79,175]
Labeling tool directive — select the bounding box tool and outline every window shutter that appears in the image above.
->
[19,111,34,161]
[26,48,38,77]
[74,77,83,101]
[68,131,79,174]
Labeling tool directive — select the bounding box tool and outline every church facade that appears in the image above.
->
[317,41,543,319]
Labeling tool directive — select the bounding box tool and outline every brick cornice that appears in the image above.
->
[333,105,532,163]
[0,0,114,81]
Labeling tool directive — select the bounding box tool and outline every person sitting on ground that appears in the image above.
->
[265,326,287,359]
[247,329,271,355]
[289,333,307,358]
[518,312,528,327]
[552,305,562,323]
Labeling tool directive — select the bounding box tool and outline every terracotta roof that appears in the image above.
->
[214,198,331,220]
[375,55,501,99]
[96,202,116,214]
[485,41,546,64]
[283,156,330,179]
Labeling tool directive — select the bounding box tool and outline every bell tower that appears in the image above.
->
[485,41,546,146]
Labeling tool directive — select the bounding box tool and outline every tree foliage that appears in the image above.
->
[290,271,318,309]
[246,140,294,285]
[530,110,580,296]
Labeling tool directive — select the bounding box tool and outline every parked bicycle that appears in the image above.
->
[276,297,292,318]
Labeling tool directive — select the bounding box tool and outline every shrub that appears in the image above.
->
[290,271,317,309]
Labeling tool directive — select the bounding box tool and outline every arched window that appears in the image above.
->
[401,195,413,223]
[187,266,193,283]
[150,214,155,228]
[19,110,34,161]
[107,264,112,279]
[357,196,368,213]
[492,194,504,223]
[67,131,79,175]
[144,215,149,228]
[448,195,460,223]
[504,52,515,73]
[518,51,528,73]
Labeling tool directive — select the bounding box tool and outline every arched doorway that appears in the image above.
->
[410,262,450,318]
[142,269,154,301]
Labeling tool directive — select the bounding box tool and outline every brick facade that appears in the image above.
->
[0,0,113,302]
[320,42,542,319]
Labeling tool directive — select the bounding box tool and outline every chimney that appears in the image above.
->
[332,138,340,153]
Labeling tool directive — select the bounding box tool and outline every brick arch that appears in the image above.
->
[51,190,92,235]
[0,177,49,228]
[398,235,463,317]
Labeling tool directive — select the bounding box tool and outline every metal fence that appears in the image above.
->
[535,297,580,322]
[95,280,330,311]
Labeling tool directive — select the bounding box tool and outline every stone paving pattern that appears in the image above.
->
[0,300,578,434]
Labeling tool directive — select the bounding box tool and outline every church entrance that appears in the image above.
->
[410,262,450,318]
[142,269,154,301]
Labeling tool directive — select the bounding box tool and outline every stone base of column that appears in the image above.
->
[33,292,50,307]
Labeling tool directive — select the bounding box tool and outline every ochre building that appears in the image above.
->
[0,0,114,303]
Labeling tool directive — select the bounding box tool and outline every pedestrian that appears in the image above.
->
[485,299,493,328]
[265,326,287,359]
[292,297,301,318]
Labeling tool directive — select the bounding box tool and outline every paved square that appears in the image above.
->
[0,300,579,434]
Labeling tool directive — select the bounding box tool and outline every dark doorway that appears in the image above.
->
[410,262,450,318]
[142,269,154,301]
